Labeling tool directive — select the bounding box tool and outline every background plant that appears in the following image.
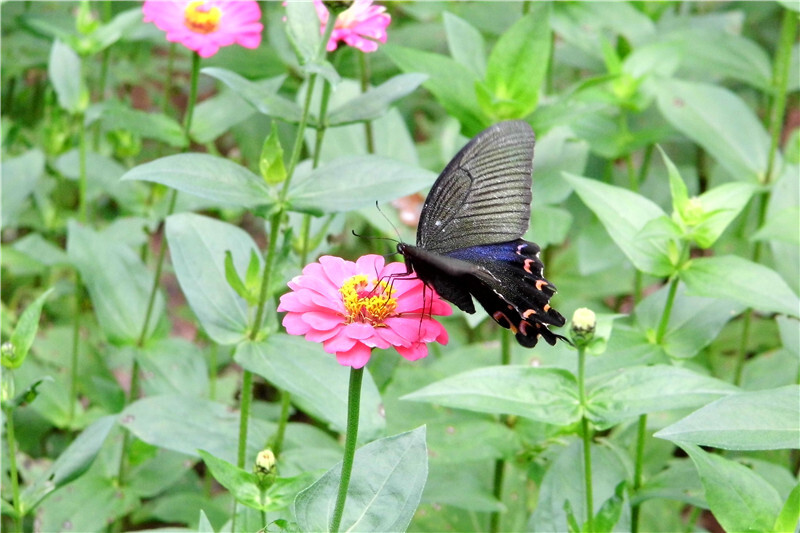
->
[1,2,798,532]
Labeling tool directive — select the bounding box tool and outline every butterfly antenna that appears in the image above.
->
[375,201,404,243]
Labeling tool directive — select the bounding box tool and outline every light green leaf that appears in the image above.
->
[287,155,436,215]
[67,222,164,344]
[482,4,551,118]
[586,365,737,426]
[48,39,85,113]
[656,79,771,182]
[655,385,800,450]
[234,336,385,442]
[136,338,209,399]
[259,122,287,185]
[565,173,671,275]
[20,416,116,512]
[198,450,262,510]
[402,366,580,426]
[121,153,273,209]
[444,12,486,78]
[4,289,53,369]
[294,427,427,532]
[327,73,427,126]
[691,182,759,248]
[284,0,321,64]
[383,45,486,135]
[679,444,783,533]
[202,67,303,123]
[120,394,274,465]
[165,213,258,345]
[752,206,800,245]
[773,482,800,533]
[680,255,800,318]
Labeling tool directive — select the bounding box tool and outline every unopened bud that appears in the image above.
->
[255,448,276,477]
[570,308,596,346]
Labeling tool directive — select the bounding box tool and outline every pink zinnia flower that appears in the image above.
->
[313,0,390,53]
[278,255,451,369]
[143,0,263,58]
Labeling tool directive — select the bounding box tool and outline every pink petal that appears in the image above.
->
[335,343,372,369]
[396,342,429,362]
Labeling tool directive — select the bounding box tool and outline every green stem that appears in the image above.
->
[490,331,513,533]
[69,272,81,425]
[358,52,375,154]
[272,389,292,457]
[330,367,364,533]
[183,52,201,141]
[655,276,680,345]
[630,414,648,533]
[577,343,594,532]
[733,9,796,386]
[78,112,88,223]
[162,43,176,116]
[683,505,702,533]
[5,406,24,532]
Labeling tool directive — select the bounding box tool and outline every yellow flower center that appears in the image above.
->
[339,274,397,326]
[184,1,221,34]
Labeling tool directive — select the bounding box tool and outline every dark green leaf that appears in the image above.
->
[4,289,52,369]
[403,366,580,425]
[294,427,427,532]
[655,385,800,450]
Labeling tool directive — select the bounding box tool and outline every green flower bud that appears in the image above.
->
[570,308,596,346]
[255,448,276,477]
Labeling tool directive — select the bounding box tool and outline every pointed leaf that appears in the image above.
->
[100,103,187,147]
[444,12,486,78]
[166,213,259,344]
[402,366,580,425]
[680,255,800,318]
[1,149,45,227]
[48,39,85,113]
[327,73,427,126]
[680,444,783,533]
[655,385,800,450]
[121,153,273,209]
[4,289,53,369]
[202,67,303,123]
[294,427,427,532]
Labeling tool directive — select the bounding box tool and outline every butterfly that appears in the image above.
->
[397,120,567,347]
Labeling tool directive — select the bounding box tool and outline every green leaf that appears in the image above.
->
[327,73,427,126]
[284,0,321,64]
[593,482,626,533]
[48,39,85,113]
[752,206,800,244]
[121,153,273,209]
[100,103,187,148]
[198,450,262,510]
[4,288,53,369]
[773,482,800,533]
[224,250,251,303]
[529,440,630,532]
[443,12,486,78]
[20,415,116,512]
[136,338,209,398]
[655,385,800,451]
[587,365,737,426]
[259,122,286,185]
[1,149,45,228]
[656,79,771,182]
[402,366,580,426]
[67,222,164,344]
[294,426,427,532]
[679,444,783,533]
[660,146,689,220]
[202,67,303,123]
[383,45,486,135]
[234,336,385,442]
[481,4,551,119]
[691,182,759,248]
[165,213,259,345]
[286,155,436,215]
[680,255,800,318]
[120,394,274,465]
[565,174,671,275]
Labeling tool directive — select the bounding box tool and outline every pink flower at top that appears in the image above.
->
[313,0,390,53]
[143,0,263,58]
[278,255,451,369]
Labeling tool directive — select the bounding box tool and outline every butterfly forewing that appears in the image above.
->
[417,121,534,254]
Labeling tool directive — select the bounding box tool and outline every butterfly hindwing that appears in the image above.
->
[397,120,567,347]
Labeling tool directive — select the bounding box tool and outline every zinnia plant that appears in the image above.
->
[143,0,263,58]
[278,254,451,368]
[313,0,391,53]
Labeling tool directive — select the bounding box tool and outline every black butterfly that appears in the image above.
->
[397,120,567,347]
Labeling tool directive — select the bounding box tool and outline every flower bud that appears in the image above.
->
[570,308,596,346]
[255,448,276,478]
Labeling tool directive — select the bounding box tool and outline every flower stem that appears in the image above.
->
[577,341,594,532]
[4,405,23,532]
[490,330,512,533]
[183,52,201,139]
[358,52,375,154]
[331,366,364,533]
[733,8,796,386]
